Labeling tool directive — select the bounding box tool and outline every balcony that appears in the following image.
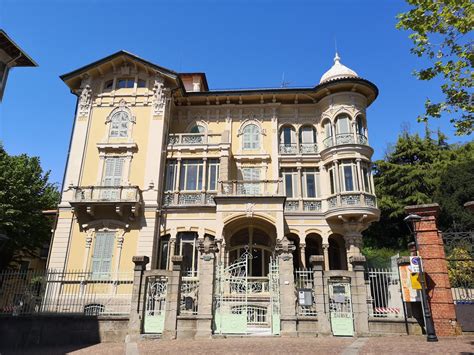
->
[218,180,283,197]
[279,143,318,155]
[71,186,141,217]
[162,191,216,207]
[326,192,377,209]
[323,134,369,149]
[168,133,221,146]
[284,198,323,212]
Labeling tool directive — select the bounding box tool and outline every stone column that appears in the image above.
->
[127,256,150,342]
[350,256,369,336]
[310,255,331,334]
[405,203,460,336]
[162,255,183,340]
[275,236,297,336]
[195,235,218,338]
[322,243,330,271]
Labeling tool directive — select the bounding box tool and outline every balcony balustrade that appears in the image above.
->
[299,143,318,154]
[327,192,377,209]
[218,180,283,197]
[162,191,217,207]
[322,134,369,149]
[279,143,298,154]
[168,133,221,146]
[284,198,323,212]
[73,186,140,203]
[279,143,318,155]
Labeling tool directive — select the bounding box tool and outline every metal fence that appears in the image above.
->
[0,269,133,316]
[366,268,404,319]
[294,268,317,316]
[180,276,199,315]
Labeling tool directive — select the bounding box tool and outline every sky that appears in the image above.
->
[0,0,471,186]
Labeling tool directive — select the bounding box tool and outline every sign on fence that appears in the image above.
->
[399,265,421,302]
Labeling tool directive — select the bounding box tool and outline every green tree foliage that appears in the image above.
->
[364,129,474,249]
[0,145,60,269]
[397,0,474,135]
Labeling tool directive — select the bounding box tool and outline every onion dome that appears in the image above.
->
[319,53,358,84]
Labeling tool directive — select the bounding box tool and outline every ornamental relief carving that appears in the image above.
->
[152,75,166,116]
[77,84,92,120]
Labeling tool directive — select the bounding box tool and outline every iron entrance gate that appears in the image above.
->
[329,278,354,336]
[143,275,167,333]
[213,251,280,335]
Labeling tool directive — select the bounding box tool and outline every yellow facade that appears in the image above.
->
[48,51,380,276]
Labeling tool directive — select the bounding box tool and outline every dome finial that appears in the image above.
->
[334,52,341,63]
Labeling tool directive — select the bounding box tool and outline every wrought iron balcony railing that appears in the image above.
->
[162,191,216,207]
[168,133,221,146]
[279,143,298,154]
[279,143,318,155]
[218,180,283,197]
[73,186,140,203]
[300,143,318,154]
[327,192,377,209]
[284,198,323,212]
[323,134,369,149]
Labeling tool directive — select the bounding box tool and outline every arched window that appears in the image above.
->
[299,126,317,154]
[109,111,130,138]
[242,124,260,150]
[322,120,333,148]
[335,114,351,135]
[190,124,205,133]
[279,126,296,154]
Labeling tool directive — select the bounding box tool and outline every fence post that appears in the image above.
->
[350,255,369,335]
[162,255,183,340]
[195,235,218,339]
[127,255,149,341]
[275,236,297,336]
[309,255,331,334]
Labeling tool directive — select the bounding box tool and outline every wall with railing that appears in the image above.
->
[366,268,404,319]
[0,270,133,316]
[294,268,317,316]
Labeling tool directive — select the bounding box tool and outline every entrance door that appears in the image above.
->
[143,276,167,333]
[329,279,354,336]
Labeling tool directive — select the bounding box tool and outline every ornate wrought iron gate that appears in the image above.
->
[329,278,354,336]
[143,275,167,333]
[213,251,280,335]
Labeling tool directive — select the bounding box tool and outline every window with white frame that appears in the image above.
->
[300,126,317,144]
[116,77,134,89]
[280,126,296,146]
[361,164,371,193]
[175,232,198,277]
[281,168,298,198]
[339,160,357,192]
[328,165,337,194]
[207,159,220,191]
[242,124,261,150]
[356,116,366,137]
[91,231,115,275]
[179,159,204,191]
[336,114,351,134]
[102,157,124,186]
[241,167,261,195]
[165,160,177,191]
[109,111,130,138]
[302,168,320,198]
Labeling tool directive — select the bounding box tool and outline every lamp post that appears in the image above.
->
[404,214,438,342]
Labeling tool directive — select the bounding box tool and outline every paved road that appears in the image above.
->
[3,336,473,354]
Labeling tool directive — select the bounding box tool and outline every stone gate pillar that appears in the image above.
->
[127,256,150,341]
[405,203,460,336]
[310,255,331,334]
[276,236,297,336]
[162,256,183,340]
[349,255,369,335]
[195,235,218,338]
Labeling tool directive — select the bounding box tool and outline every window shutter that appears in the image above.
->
[102,158,124,186]
[92,232,115,275]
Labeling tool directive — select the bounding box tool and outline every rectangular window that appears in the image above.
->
[179,159,203,191]
[159,236,169,270]
[340,164,355,192]
[165,160,177,191]
[241,167,261,195]
[102,157,124,186]
[337,117,350,134]
[282,169,297,198]
[302,168,320,198]
[91,231,115,275]
[176,232,198,276]
[362,166,371,193]
[301,127,315,143]
[329,168,336,194]
[117,78,134,89]
[207,159,220,191]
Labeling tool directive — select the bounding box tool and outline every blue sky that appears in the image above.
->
[0,0,470,186]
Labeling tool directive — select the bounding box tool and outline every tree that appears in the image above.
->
[397,0,474,135]
[0,145,60,269]
[364,129,474,249]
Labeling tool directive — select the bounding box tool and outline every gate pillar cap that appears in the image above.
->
[171,255,183,271]
[349,255,366,270]
[405,203,440,218]
[132,255,149,271]
[309,255,324,271]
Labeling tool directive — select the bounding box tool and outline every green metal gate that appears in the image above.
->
[329,279,354,336]
[213,251,280,335]
[143,275,167,334]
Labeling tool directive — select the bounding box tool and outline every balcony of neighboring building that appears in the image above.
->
[70,185,141,218]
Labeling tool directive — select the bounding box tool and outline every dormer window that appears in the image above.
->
[137,79,146,88]
[104,80,113,91]
[109,111,130,138]
[117,78,134,89]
